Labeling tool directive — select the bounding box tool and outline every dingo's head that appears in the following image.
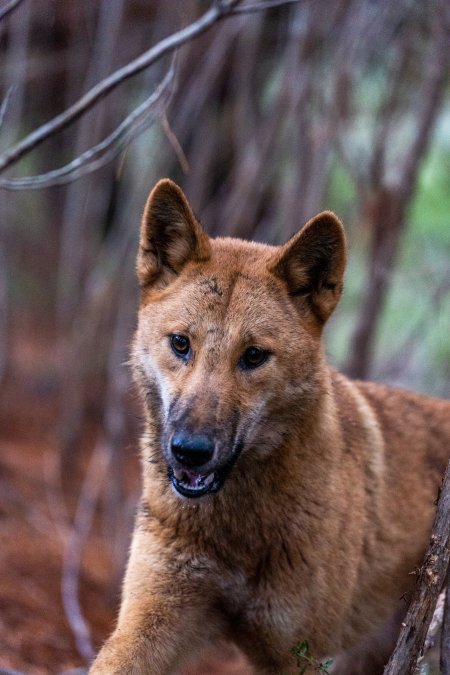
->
[132,180,345,499]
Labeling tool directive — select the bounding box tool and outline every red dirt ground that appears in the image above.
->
[0,329,252,674]
[0,331,114,674]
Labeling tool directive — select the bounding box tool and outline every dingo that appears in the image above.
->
[90,179,450,674]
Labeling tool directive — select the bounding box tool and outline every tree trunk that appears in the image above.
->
[345,188,405,380]
[383,459,450,675]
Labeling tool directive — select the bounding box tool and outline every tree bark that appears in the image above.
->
[441,574,450,673]
[383,459,450,675]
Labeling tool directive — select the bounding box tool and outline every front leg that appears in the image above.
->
[89,606,206,675]
[90,529,222,675]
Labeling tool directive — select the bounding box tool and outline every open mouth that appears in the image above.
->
[169,467,220,498]
[168,442,244,499]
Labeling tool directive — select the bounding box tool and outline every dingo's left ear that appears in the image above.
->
[137,179,211,288]
[269,211,346,332]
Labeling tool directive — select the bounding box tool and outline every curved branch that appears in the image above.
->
[0,64,175,189]
[0,0,242,175]
[0,86,14,129]
[61,438,111,661]
[0,0,27,22]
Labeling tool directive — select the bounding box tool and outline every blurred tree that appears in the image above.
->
[344,0,450,378]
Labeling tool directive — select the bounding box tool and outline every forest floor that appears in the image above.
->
[0,326,251,674]
[0,329,113,674]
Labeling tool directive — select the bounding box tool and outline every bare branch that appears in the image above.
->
[0,64,175,189]
[161,111,190,174]
[0,86,14,128]
[61,439,111,661]
[383,459,450,675]
[0,0,26,22]
[232,0,301,13]
[0,0,243,175]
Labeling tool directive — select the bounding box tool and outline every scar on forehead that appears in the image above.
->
[198,271,273,313]
[234,271,253,281]
[199,277,223,297]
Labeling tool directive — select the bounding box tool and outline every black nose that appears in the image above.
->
[171,432,215,468]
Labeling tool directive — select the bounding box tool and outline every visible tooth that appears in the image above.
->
[173,468,184,480]
[204,472,214,487]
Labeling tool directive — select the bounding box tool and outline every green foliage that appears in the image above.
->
[290,640,333,674]
[409,113,450,247]
[325,158,357,221]
[374,129,450,396]
[325,106,450,398]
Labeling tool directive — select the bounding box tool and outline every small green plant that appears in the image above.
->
[290,640,334,674]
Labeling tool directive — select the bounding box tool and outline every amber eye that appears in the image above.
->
[170,334,190,358]
[240,346,269,370]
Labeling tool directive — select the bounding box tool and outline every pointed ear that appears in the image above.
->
[269,211,346,333]
[137,179,211,288]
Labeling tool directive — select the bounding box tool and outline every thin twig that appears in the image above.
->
[0,86,14,128]
[161,111,190,174]
[0,64,175,189]
[0,0,243,175]
[60,237,136,659]
[61,439,112,661]
[0,0,26,22]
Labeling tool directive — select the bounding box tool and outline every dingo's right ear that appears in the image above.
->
[137,179,211,288]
